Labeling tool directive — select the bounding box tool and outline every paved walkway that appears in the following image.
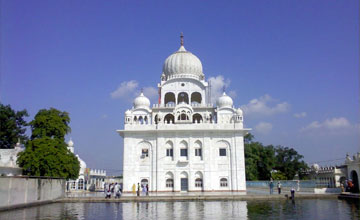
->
[62,190,338,203]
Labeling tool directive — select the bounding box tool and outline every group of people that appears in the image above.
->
[104,182,122,199]
[341,179,357,193]
[134,183,149,196]
[269,179,296,199]
[269,180,282,194]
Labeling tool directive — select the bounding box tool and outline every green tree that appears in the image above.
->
[17,108,79,179]
[0,103,29,149]
[244,133,307,180]
[274,146,308,180]
[271,171,287,180]
[244,134,275,180]
[30,108,70,140]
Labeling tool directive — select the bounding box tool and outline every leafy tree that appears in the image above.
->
[244,133,308,180]
[271,171,287,180]
[17,108,79,179]
[274,146,308,180]
[0,103,29,148]
[30,108,70,141]
[245,141,275,180]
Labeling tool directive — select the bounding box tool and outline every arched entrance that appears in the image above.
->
[350,170,359,193]
[180,171,188,192]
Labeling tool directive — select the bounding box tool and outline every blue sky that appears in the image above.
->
[1,0,359,174]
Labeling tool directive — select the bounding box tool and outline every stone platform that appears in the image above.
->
[60,193,337,203]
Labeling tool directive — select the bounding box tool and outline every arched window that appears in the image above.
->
[195,178,203,188]
[71,181,76,190]
[194,141,202,160]
[134,116,137,123]
[78,179,84,190]
[179,140,188,159]
[165,92,176,105]
[166,179,174,188]
[192,113,203,123]
[154,114,158,125]
[141,179,148,188]
[144,116,148,124]
[191,92,202,104]
[165,172,174,190]
[177,92,189,104]
[139,116,144,124]
[220,178,228,187]
[164,114,175,124]
[165,141,174,159]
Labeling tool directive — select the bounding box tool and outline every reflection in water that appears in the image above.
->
[0,199,358,220]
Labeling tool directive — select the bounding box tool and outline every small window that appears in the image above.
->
[181,83,185,87]
[180,149,188,157]
[142,149,149,158]
[219,148,226,156]
[195,148,202,157]
[166,148,173,157]
[220,178,228,187]
[166,179,174,188]
[195,178,203,187]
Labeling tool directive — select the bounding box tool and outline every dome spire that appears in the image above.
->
[180,32,184,46]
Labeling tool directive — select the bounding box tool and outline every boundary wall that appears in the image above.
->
[0,176,65,210]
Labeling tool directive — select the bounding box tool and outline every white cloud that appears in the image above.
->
[110,80,138,99]
[208,75,236,103]
[110,80,158,103]
[255,122,273,134]
[241,94,290,116]
[301,117,352,132]
[294,112,307,118]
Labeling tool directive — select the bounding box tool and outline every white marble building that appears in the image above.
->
[0,140,24,176]
[118,35,250,194]
[66,139,106,191]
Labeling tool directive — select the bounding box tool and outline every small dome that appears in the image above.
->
[67,139,74,148]
[77,155,87,171]
[311,163,320,171]
[133,92,150,109]
[125,110,132,115]
[162,46,204,79]
[236,108,243,115]
[217,92,233,108]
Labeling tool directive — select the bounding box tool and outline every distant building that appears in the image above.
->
[303,152,360,192]
[118,35,249,194]
[0,140,24,176]
[66,139,106,191]
[305,164,347,188]
[345,152,360,192]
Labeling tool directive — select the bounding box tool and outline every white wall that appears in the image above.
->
[0,177,65,210]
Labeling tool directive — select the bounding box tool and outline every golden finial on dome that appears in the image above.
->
[180,32,184,46]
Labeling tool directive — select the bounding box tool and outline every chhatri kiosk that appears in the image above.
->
[118,35,250,194]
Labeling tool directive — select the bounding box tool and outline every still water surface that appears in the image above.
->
[0,199,358,220]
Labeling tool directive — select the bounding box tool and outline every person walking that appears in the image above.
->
[142,183,146,196]
[104,183,108,198]
[146,184,149,196]
[137,183,140,196]
[290,188,295,200]
[115,183,121,198]
[277,182,282,194]
[269,180,274,194]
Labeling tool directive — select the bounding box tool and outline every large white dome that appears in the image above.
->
[162,45,204,79]
[133,92,150,109]
[217,92,233,108]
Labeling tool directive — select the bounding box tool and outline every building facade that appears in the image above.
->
[118,36,249,193]
[66,139,106,191]
[0,140,24,176]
